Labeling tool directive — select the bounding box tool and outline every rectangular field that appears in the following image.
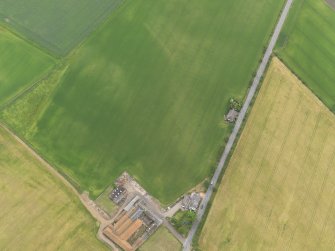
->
[0,27,55,105]
[140,227,181,251]
[1,0,285,204]
[0,126,108,251]
[199,58,335,251]
[0,0,122,56]
[276,0,335,111]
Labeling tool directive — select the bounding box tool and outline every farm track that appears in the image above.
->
[0,122,118,249]
[183,0,294,250]
[0,122,185,249]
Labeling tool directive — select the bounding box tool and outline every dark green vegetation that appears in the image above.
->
[276,0,335,111]
[169,210,196,237]
[0,0,122,56]
[229,98,242,112]
[0,27,55,106]
[1,0,285,204]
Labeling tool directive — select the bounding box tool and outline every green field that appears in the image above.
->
[0,125,108,251]
[0,27,55,106]
[1,0,285,204]
[140,227,181,251]
[276,0,335,111]
[0,0,122,56]
[200,58,335,251]
[95,186,118,216]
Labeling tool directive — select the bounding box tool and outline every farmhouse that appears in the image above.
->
[181,192,202,211]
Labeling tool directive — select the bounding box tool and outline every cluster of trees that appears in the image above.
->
[229,98,242,111]
[170,210,197,236]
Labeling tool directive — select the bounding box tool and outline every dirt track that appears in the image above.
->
[1,122,186,249]
[0,123,117,249]
[326,0,335,10]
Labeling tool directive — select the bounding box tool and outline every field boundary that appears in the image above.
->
[0,23,58,59]
[198,58,335,250]
[0,0,124,57]
[275,54,335,114]
[183,0,294,250]
[0,123,113,227]
[0,63,63,112]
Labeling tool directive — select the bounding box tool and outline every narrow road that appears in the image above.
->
[0,122,120,249]
[163,219,186,244]
[163,200,182,218]
[182,0,294,250]
[1,122,185,248]
[0,123,118,237]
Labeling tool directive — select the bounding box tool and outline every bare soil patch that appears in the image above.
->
[326,0,335,10]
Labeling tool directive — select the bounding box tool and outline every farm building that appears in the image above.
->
[225,109,239,123]
[181,192,202,211]
[109,186,127,204]
[103,196,162,251]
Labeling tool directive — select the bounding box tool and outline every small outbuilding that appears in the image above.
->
[189,193,201,211]
[225,109,239,123]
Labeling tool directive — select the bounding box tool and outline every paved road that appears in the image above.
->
[138,195,186,243]
[182,0,294,250]
[163,219,186,244]
[163,200,183,218]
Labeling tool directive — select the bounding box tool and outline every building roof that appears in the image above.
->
[103,226,135,251]
[182,195,191,208]
[226,109,239,122]
[189,193,201,210]
[182,193,202,211]
[124,195,140,212]
[110,186,127,204]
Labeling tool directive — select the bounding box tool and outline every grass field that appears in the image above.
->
[140,227,181,251]
[95,186,118,216]
[0,126,108,250]
[0,27,55,106]
[0,0,122,56]
[199,58,335,251]
[1,0,285,204]
[276,0,335,111]
[1,67,67,139]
